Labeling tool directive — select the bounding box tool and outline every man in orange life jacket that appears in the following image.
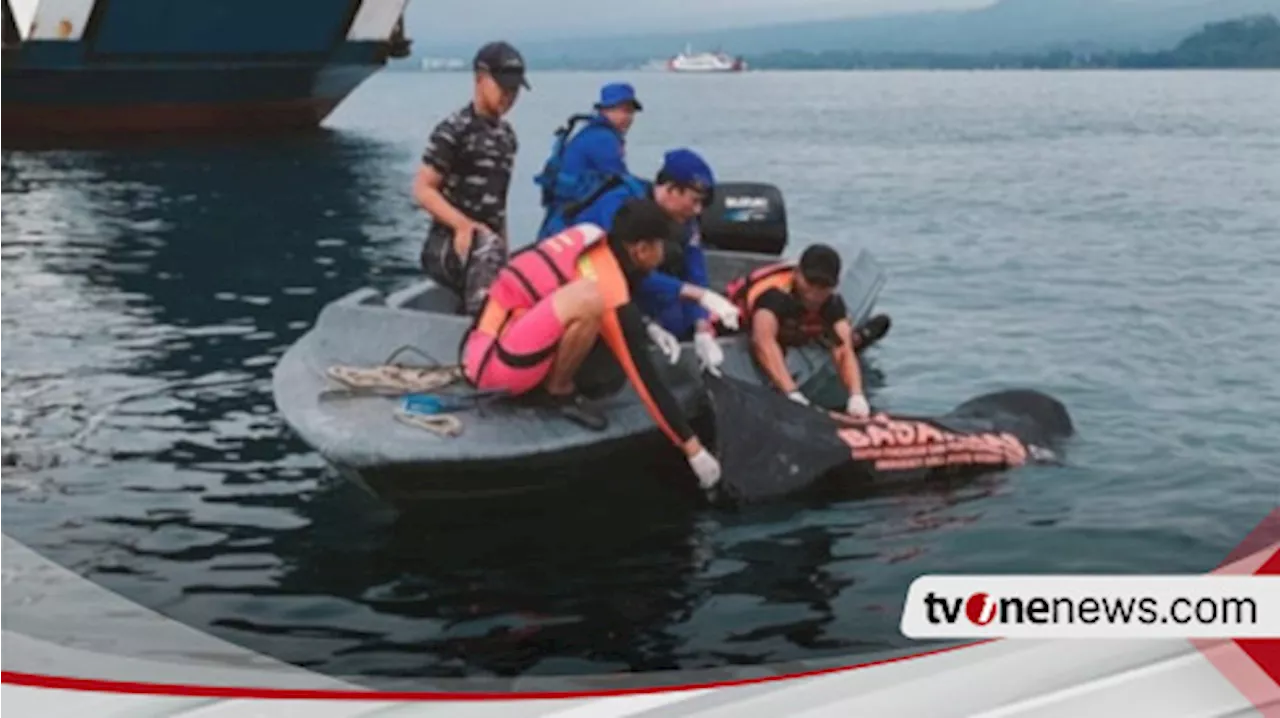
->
[460,198,724,489]
[729,244,891,419]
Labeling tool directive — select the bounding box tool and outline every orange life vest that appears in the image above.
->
[466,223,689,448]
[470,223,626,341]
[725,261,832,346]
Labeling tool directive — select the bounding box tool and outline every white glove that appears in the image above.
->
[846,393,870,418]
[688,447,722,490]
[696,290,741,332]
[693,330,724,377]
[645,321,681,364]
[787,390,810,407]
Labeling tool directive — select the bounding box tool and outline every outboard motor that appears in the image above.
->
[698,182,787,256]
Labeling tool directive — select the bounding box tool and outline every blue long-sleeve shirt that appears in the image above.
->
[537,116,631,240]
[554,182,712,333]
[638,219,711,330]
[589,185,712,328]
[572,182,633,232]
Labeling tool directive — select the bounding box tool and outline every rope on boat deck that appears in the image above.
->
[313,344,517,437]
[317,343,464,401]
[392,408,464,438]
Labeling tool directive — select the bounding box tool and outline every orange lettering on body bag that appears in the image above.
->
[836,417,1032,471]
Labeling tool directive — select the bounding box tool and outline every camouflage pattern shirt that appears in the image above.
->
[420,103,518,236]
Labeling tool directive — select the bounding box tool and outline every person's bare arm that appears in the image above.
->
[413,164,474,232]
[830,318,864,396]
[415,115,498,258]
[413,164,492,258]
[751,309,795,394]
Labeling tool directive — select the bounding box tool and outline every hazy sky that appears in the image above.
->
[404,0,995,45]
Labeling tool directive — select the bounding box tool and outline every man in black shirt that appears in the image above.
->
[735,244,890,418]
[413,41,528,315]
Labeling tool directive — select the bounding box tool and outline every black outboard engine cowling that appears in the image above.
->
[698,182,787,256]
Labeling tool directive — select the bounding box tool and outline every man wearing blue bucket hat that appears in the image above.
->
[534,82,645,238]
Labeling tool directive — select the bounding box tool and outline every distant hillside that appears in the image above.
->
[1147,13,1280,66]
[745,13,1280,69]
[407,0,1280,67]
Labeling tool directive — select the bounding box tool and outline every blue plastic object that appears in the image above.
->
[401,394,447,416]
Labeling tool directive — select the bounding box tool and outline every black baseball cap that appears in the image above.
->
[473,41,530,92]
[799,244,841,286]
[611,198,676,245]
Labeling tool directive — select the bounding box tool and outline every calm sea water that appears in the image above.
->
[3,70,1278,682]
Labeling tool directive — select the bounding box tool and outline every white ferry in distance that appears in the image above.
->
[667,45,746,72]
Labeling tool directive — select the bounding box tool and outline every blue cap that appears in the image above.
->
[659,148,715,190]
[595,82,642,110]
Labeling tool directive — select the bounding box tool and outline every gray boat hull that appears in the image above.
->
[271,249,887,501]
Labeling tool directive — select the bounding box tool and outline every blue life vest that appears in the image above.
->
[536,173,650,240]
[534,113,597,212]
[534,114,649,236]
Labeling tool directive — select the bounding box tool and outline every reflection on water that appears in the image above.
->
[3,129,948,680]
[4,71,1278,683]
[3,131,413,473]
[0,129,998,678]
[186,472,1005,680]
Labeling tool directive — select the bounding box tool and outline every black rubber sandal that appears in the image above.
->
[855,314,892,351]
[545,392,608,432]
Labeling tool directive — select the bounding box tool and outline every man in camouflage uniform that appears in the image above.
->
[412,41,528,315]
